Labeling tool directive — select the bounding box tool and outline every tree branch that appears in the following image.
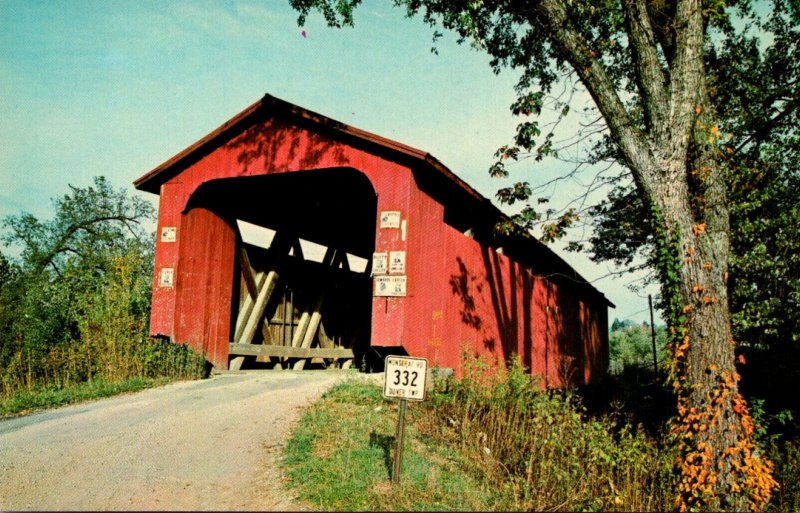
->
[33,215,142,273]
[732,95,800,155]
[621,0,669,139]
[666,0,705,161]
[537,0,659,200]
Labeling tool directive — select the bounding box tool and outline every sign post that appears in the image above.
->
[383,355,428,484]
[393,398,407,484]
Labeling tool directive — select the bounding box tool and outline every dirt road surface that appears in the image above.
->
[0,370,360,511]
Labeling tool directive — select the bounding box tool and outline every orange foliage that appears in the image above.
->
[672,361,778,511]
[692,223,707,236]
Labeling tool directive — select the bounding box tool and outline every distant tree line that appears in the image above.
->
[608,318,667,376]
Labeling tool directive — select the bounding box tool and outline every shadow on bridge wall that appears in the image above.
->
[224,115,351,175]
[448,247,605,388]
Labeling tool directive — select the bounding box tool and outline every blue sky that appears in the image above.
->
[0,0,660,323]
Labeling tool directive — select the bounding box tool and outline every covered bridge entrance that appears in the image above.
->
[134,94,613,387]
[185,169,376,370]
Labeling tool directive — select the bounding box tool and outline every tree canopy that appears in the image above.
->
[2,176,154,276]
[590,2,800,350]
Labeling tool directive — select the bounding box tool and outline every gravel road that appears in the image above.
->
[0,370,362,511]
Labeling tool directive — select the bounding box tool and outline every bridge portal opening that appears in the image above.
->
[186,168,377,370]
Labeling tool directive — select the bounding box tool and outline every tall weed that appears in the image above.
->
[767,438,800,511]
[0,249,204,400]
[428,353,676,511]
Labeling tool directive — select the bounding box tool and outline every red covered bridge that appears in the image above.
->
[134,94,613,387]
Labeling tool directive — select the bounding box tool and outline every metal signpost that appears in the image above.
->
[383,355,428,484]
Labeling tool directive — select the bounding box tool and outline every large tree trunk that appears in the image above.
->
[654,162,745,511]
[535,0,777,507]
[647,117,776,511]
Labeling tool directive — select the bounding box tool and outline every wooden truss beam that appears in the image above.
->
[291,246,345,370]
[230,236,358,371]
[229,231,293,371]
[229,343,354,359]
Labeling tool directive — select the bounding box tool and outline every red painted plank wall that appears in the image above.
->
[149,116,413,363]
[387,182,608,386]
[171,207,236,368]
[146,114,608,382]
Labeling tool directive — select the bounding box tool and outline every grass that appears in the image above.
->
[283,355,677,512]
[283,380,503,511]
[0,376,177,417]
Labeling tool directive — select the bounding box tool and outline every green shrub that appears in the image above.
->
[0,177,205,413]
[0,249,205,401]
[768,439,800,511]
[429,353,676,511]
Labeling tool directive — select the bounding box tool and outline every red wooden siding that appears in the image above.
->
[135,94,611,383]
[173,207,236,367]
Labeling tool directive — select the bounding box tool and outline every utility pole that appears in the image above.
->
[648,294,658,375]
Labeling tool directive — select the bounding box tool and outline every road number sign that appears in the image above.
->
[383,356,427,401]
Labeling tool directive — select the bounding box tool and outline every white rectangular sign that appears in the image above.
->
[372,252,388,275]
[389,251,406,274]
[374,275,407,297]
[380,211,401,229]
[160,226,177,242]
[384,356,428,401]
[158,267,174,287]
